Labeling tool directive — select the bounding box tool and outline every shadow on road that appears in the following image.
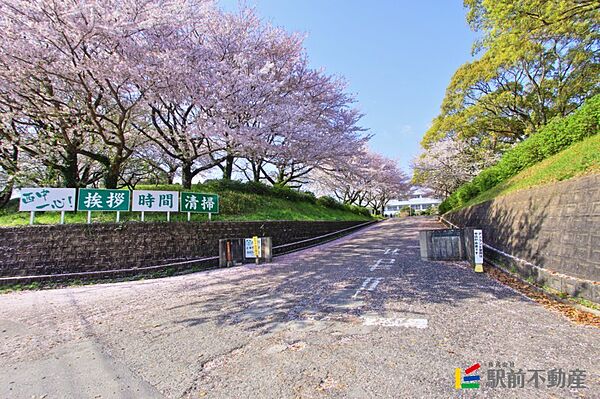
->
[172,217,527,333]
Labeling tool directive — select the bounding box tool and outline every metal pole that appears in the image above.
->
[167,211,170,222]
[187,212,191,221]
[141,211,145,222]
[208,212,212,221]
[60,211,65,225]
[116,211,120,223]
[29,211,35,225]
[87,211,91,224]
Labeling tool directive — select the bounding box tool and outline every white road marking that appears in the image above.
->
[362,316,428,329]
[352,277,372,298]
[352,277,384,298]
[367,277,383,291]
[383,248,400,255]
[369,258,395,271]
[359,277,373,290]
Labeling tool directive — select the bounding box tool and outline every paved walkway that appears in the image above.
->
[0,217,598,398]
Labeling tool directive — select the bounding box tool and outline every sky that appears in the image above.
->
[218,0,478,174]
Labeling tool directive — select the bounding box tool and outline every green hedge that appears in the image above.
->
[439,94,600,213]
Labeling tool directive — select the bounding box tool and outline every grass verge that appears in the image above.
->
[0,181,372,226]
[462,134,600,208]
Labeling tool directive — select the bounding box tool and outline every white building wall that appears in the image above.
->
[384,194,442,216]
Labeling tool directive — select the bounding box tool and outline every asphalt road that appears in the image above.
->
[0,217,598,398]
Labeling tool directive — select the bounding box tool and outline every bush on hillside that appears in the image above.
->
[317,195,344,209]
[138,179,372,216]
[270,185,317,203]
[317,195,371,217]
[350,205,372,218]
[196,179,249,193]
[439,94,600,214]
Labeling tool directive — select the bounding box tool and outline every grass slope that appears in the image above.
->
[0,185,371,227]
[462,134,600,208]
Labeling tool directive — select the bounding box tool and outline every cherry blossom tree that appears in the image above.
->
[0,0,385,194]
[201,8,311,182]
[412,137,498,198]
[0,0,213,188]
[133,3,227,188]
[257,72,368,187]
[316,149,410,213]
[0,125,17,208]
[364,153,411,214]
[135,143,181,185]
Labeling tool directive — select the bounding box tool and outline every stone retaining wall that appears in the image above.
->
[0,220,369,278]
[444,174,600,302]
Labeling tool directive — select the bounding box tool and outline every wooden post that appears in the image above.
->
[226,240,232,267]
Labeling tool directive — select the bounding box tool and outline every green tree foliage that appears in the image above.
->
[438,94,599,213]
[422,0,599,150]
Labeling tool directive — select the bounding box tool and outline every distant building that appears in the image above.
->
[384,191,442,216]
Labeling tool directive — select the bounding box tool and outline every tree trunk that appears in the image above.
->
[61,148,80,188]
[274,167,286,186]
[0,144,17,208]
[167,171,175,185]
[222,155,234,180]
[182,162,193,189]
[0,181,13,209]
[251,161,261,182]
[104,162,121,189]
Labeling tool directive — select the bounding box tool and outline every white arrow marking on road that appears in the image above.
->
[362,316,428,329]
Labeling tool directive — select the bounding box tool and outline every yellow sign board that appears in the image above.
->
[252,236,260,257]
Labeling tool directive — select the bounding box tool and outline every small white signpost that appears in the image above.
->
[19,188,77,225]
[132,190,179,221]
[244,237,261,259]
[473,229,484,272]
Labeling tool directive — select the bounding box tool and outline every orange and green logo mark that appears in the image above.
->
[455,363,481,389]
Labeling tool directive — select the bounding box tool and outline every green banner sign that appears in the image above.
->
[77,189,130,211]
[180,192,219,213]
